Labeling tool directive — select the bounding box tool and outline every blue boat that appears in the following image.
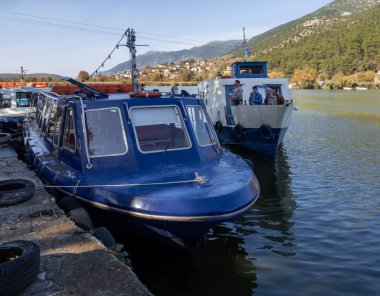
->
[23,78,260,247]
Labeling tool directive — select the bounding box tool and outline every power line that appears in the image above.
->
[0,14,234,49]
[0,9,123,32]
[0,9,208,44]
[0,15,120,36]
[0,11,244,51]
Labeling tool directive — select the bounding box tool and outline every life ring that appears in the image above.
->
[235,124,244,139]
[215,121,223,134]
[129,91,161,98]
[260,124,273,140]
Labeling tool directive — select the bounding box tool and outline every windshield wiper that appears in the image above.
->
[163,129,181,152]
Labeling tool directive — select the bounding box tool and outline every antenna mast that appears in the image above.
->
[243,27,250,62]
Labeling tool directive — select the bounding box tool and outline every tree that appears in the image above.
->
[268,71,285,78]
[78,71,90,82]
[179,70,195,82]
[292,67,318,89]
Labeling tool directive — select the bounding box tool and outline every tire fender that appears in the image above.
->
[260,124,273,140]
[0,179,35,207]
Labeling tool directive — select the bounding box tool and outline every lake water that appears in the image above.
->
[123,89,380,296]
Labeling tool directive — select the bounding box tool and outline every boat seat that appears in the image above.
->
[136,125,187,151]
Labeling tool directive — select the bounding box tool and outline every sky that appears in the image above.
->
[0,0,332,77]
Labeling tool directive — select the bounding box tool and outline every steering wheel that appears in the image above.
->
[171,86,178,94]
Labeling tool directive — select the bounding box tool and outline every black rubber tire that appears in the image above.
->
[235,124,244,139]
[0,133,12,144]
[93,227,117,248]
[9,138,26,156]
[58,195,82,212]
[0,240,40,296]
[68,207,94,231]
[0,179,35,207]
[260,124,273,140]
[23,153,35,167]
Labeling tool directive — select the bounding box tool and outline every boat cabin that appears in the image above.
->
[31,90,221,173]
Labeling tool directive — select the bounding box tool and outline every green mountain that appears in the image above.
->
[249,3,380,78]
[243,0,380,54]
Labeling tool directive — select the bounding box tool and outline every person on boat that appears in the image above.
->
[274,88,285,105]
[229,80,243,105]
[248,86,263,105]
[265,88,277,105]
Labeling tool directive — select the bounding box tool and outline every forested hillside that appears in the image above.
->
[252,4,380,79]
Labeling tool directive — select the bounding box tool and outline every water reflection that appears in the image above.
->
[121,147,297,296]
[228,146,297,257]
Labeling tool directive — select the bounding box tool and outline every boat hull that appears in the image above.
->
[218,126,288,159]
[32,152,260,249]
[79,200,255,248]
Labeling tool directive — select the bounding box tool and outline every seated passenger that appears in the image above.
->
[264,88,277,105]
[249,86,263,105]
[274,88,285,105]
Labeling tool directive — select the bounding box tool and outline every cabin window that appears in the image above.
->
[41,101,52,133]
[46,104,63,146]
[187,106,217,147]
[63,108,76,151]
[15,92,32,107]
[0,94,11,109]
[46,104,57,142]
[36,96,47,125]
[53,107,63,146]
[239,65,264,75]
[131,106,190,153]
[85,107,127,157]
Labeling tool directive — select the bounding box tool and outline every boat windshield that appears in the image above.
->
[131,106,190,153]
[85,107,128,157]
[187,106,217,147]
[15,92,33,107]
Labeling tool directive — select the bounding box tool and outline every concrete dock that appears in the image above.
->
[0,146,152,296]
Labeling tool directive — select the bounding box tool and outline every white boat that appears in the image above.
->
[198,61,294,159]
[343,87,353,90]
[356,87,368,91]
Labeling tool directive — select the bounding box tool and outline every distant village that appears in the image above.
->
[107,59,232,84]
[104,58,380,90]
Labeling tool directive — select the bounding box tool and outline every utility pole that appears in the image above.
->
[19,66,28,82]
[126,29,148,91]
[130,29,138,91]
